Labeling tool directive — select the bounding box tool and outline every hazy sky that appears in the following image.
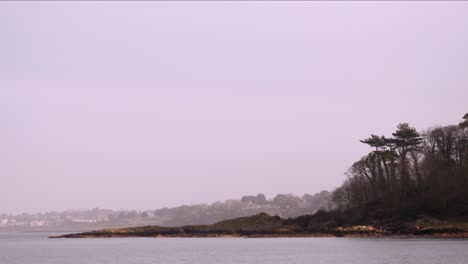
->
[1,2,467,214]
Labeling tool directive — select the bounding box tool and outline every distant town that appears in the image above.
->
[0,191,331,233]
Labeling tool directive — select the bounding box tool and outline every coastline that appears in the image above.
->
[49,232,468,239]
[49,212,468,239]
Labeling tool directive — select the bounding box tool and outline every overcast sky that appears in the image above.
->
[1,2,467,214]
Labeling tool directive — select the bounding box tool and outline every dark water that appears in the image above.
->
[1,233,467,264]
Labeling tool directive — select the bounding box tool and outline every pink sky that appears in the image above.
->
[1,2,467,214]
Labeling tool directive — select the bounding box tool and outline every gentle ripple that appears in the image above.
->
[0,233,467,264]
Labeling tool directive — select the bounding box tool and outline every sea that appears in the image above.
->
[1,233,467,264]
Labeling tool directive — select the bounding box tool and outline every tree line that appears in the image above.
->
[331,114,468,219]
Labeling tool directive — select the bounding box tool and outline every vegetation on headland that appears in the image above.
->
[328,114,468,222]
[51,114,468,238]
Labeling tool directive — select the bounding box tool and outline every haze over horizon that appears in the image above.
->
[1,2,467,214]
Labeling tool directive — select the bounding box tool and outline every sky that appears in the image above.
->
[1,2,467,214]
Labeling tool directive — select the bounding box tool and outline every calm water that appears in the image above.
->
[1,233,467,264]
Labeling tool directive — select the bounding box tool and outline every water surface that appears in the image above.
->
[1,233,467,264]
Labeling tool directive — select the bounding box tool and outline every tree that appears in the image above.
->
[390,123,423,197]
[391,123,423,157]
[460,113,468,129]
[331,116,468,216]
[360,134,398,197]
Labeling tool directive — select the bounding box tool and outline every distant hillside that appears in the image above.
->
[0,191,331,233]
[153,191,331,226]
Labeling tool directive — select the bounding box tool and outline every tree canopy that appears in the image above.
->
[331,114,468,219]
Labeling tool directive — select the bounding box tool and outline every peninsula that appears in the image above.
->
[50,212,468,238]
[51,115,468,239]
